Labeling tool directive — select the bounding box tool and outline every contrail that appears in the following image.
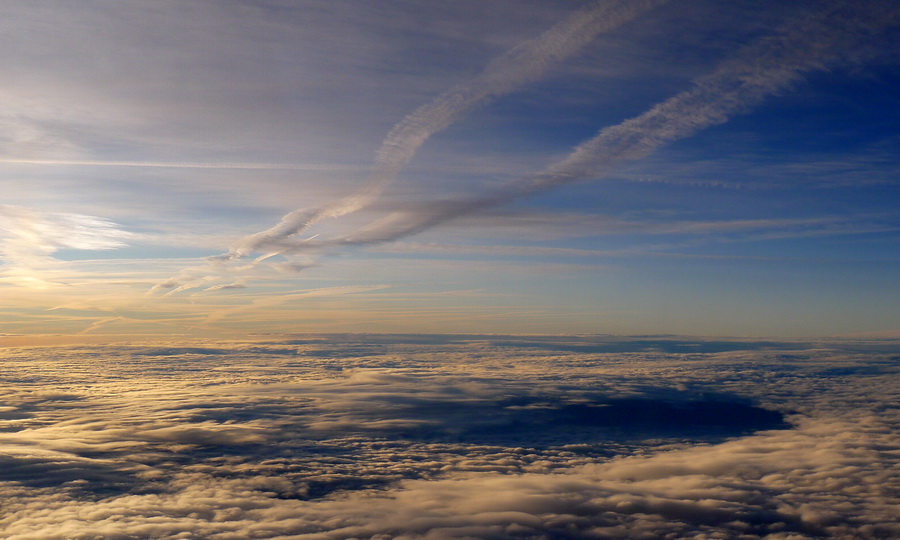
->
[264,0,900,253]
[224,0,669,261]
[0,158,362,171]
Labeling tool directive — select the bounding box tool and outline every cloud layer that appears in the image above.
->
[1,336,897,538]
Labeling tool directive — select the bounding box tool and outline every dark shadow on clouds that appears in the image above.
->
[369,394,790,446]
[274,333,817,355]
[273,333,900,355]
[0,452,139,496]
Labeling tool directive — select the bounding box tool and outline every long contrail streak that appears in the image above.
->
[267,0,899,253]
[224,0,669,260]
[155,0,898,296]
[0,158,362,171]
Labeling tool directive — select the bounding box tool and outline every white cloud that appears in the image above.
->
[0,205,132,288]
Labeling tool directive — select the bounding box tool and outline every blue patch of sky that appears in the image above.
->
[53,245,222,262]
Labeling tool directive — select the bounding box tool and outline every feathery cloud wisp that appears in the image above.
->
[0,205,132,288]
[152,0,669,295]
[154,0,899,300]
[224,0,669,261]
[268,0,900,253]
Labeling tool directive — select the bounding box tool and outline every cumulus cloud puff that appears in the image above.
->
[0,335,897,538]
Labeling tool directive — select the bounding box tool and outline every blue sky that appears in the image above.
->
[1,0,898,339]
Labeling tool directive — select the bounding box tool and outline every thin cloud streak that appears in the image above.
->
[0,205,132,289]
[0,158,365,171]
[224,0,669,261]
[279,0,899,254]
[200,284,390,325]
[153,0,899,299]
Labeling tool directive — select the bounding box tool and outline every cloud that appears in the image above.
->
[150,0,897,300]
[200,285,391,325]
[300,412,897,539]
[154,0,669,295]
[0,158,367,171]
[0,336,897,538]
[225,0,668,261]
[154,0,900,298]
[261,0,900,257]
[0,205,132,288]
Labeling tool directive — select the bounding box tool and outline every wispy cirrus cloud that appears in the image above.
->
[222,0,669,263]
[200,284,391,326]
[153,0,670,295]
[159,0,899,297]
[0,158,367,171]
[278,0,900,253]
[0,205,132,288]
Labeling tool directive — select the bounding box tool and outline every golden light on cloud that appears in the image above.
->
[2,2,898,537]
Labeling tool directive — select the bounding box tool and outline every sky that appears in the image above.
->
[2,0,900,340]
